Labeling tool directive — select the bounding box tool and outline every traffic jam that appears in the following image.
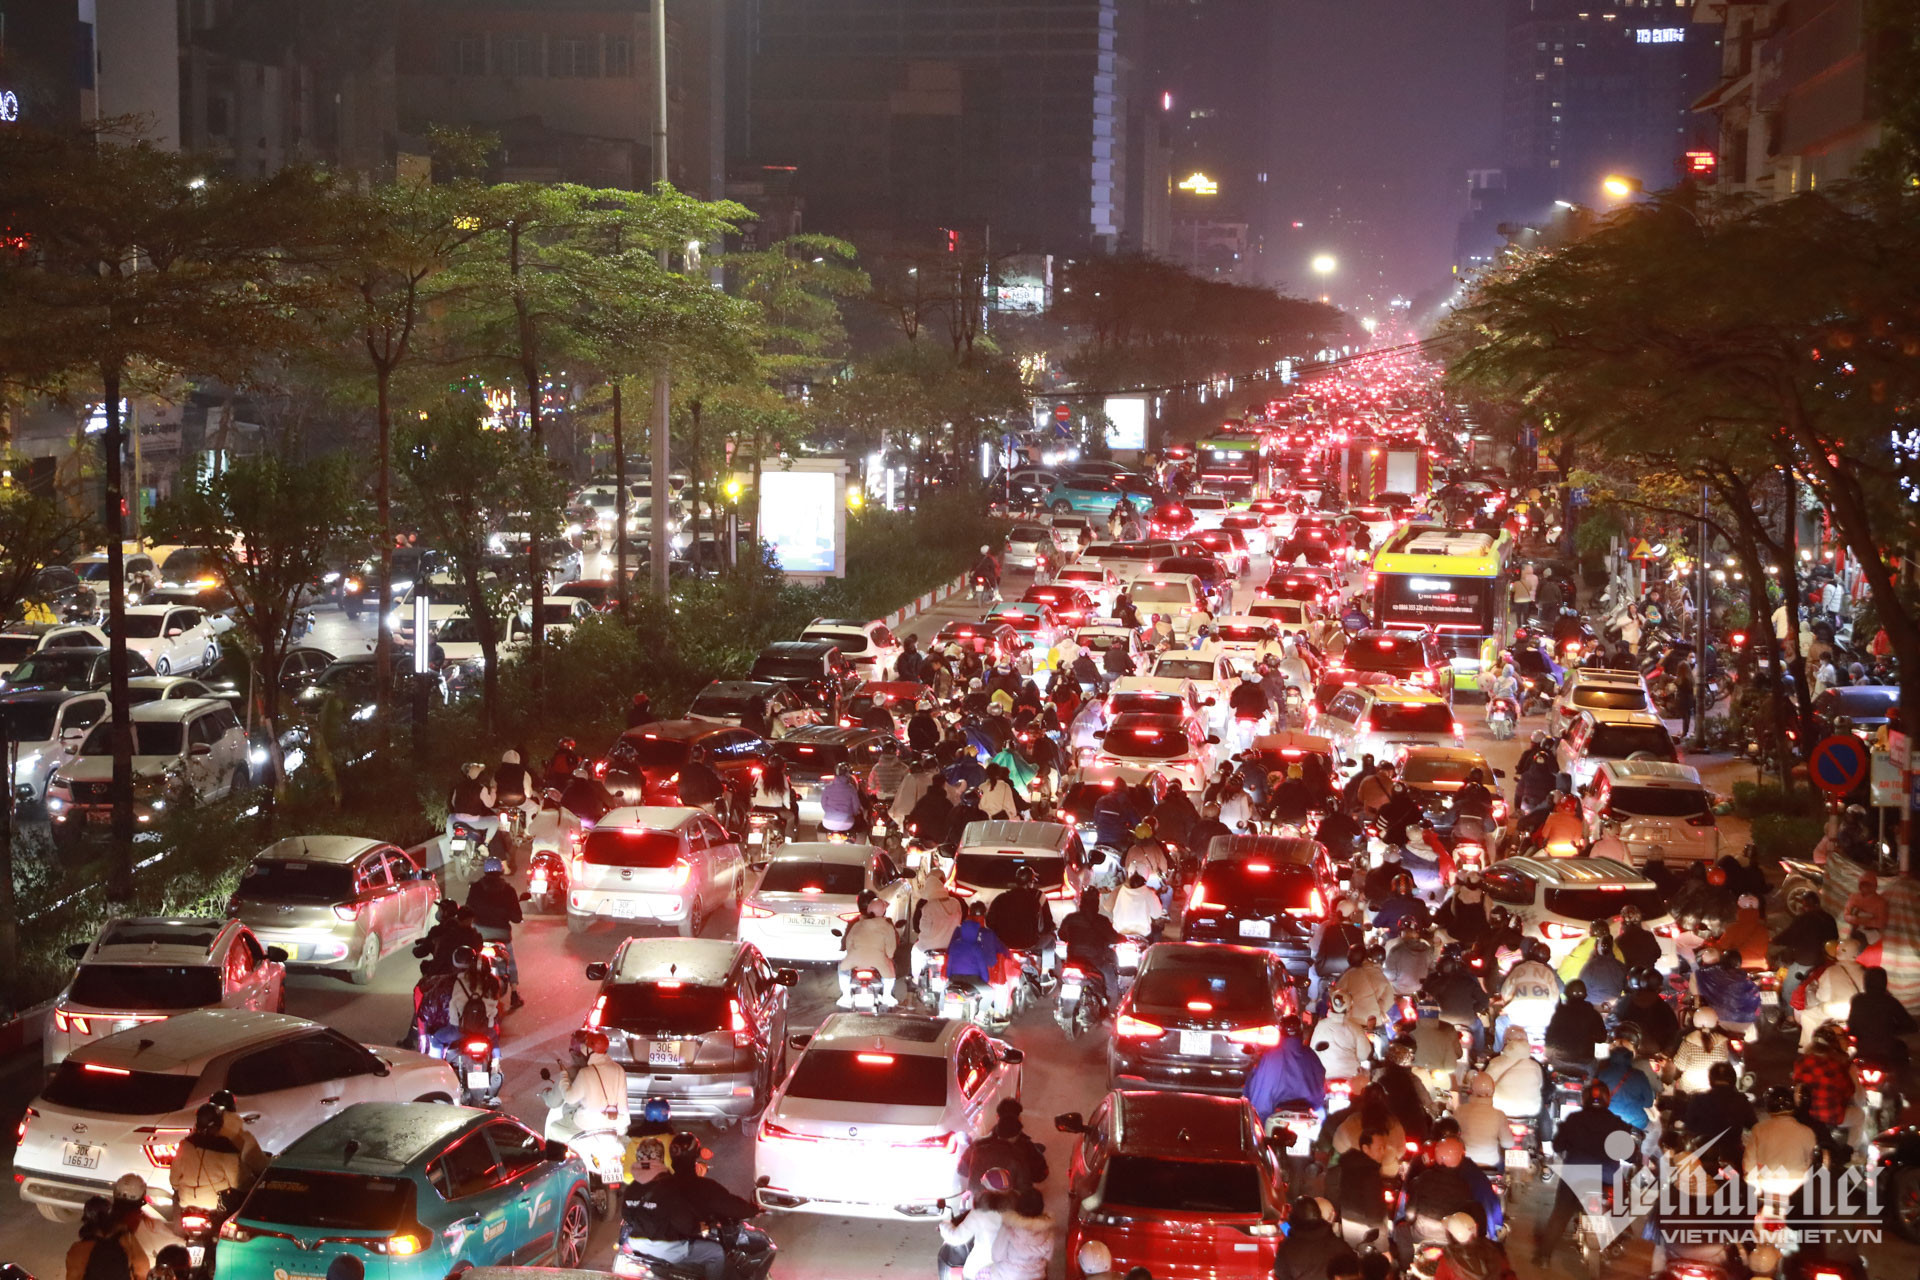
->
[11,352,1913,1280]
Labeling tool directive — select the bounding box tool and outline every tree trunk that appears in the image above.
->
[1775,467,1817,757]
[101,361,135,895]
[613,381,629,615]
[688,401,704,571]
[0,739,16,992]
[374,366,395,744]
[512,224,545,672]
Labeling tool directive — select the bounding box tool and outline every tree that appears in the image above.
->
[393,399,565,731]
[0,122,327,884]
[146,451,369,792]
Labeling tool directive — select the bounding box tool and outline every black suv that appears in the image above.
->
[1350,628,1454,702]
[1181,838,1336,979]
[1109,942,1303,1094]
[748,640,856,714]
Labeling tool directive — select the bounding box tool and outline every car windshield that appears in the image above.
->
[1574,687,1649,711]
[41,1062,198,1115]
[1195,863,1321,915]
[1605,785,1711,819]
[1110,693,1186,717]
[952,852,1067,889]
[580,828,682,868]
[240,1173,416,1231]
[1009,526,1049,542]
[74,561,113,582]
[316,663,376,689]
[1400,755,1483,786]
[751,657,824,681]
[785,1049,948,1108]
[804,630,867,653]
[0,636,41,663]
[537,603,578,624]
[67,965,223,1010]
[1215,626,1273,644]
[1152,659,1214,682]
[1544,886,1668,921]
[120,615,167,639]
[1262,580,1320,602]
[599,981,729,1035]
[237,859,356,905]
[1103,1155,1263,1214]
[772,740,849,773]
[81,722,183,756]
[1130,583,1194,606]
[163,552,211,579]
[1249,602,1306,624]
[1368,703,1454,735]
[1133,954,1270,1015]
[1103,717,1190,758]
[1355,637,1427,672]
[9,654,91,686]
[1587,725,1676,759]
[437,617,485,642]
[758,860,866,896]
[1,703,60,741]
[615,734,691,770]
[688,692,758,719]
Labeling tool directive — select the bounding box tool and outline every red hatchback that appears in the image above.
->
[1057,1090,1289,1279]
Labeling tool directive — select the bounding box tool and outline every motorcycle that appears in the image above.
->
[848,965,885,1014]
[612,1221,778,1280]
[1486,696,1517,740]
[1116,935,1147,985]
[918,948,949,1003]
[176,1194,233,1271]
[453,1030,504,1106]
[527,848,568,914]
[538,1066,626,1218]
[445,819,487,881]
[1868,1123,1920,1242]
[744,806,790,853]
[1055,960,1106,1038]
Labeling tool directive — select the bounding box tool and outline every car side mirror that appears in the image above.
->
[190,742,213,756]
[1054,1111,1087,1135]
[787,1033,812,1052]
[1494,768,1507,779]
[66,942,88,961]
[265,947,289,963]
[1202,697,1216,707]
[584,963,610,981]
[1206,734,1221,745]
[166,628,183,638]
[539,1068,553,1082]
[544,1139,570,1162]
[775,968,799,988]
[999,1047,1025,1065]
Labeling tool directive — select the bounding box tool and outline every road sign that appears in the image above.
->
[1810,734,1871,797]
[1871,751,1902,807]
[1054,403,1072,422]
[1890,729,1910,770]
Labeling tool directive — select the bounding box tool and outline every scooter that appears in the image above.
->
[611,1221,777,1280]
[1055,961,1107,1039]
[1486,696,1517,740]
[527,848,568,914]
[537,1066,627,1218]
[848,966,885,1014]
[445,819,486,881]
[454,1030,504,1106]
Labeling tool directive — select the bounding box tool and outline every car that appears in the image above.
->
[565,806,746,937]
[285,653,427,729]
[1580,759,1720,866]
[948,820,1083,925]
[1,689,107,805]
[754,1013,1024,1220]
[1257,570,1338,611]
[1126,575,1212,637]
[839,681,924,738]
[1057,1089,1289,1279]
[1555,708,1680,790]
[599,719,771,807]
[73,552,158,601]
[1084,541,1180,582]
[1075,624,1146,671]
[1046,475,1137,516]
[1019,583,1098,626]
[749,639,858,713]
[114,604,219,675]
[389,588,465,647]
[524,593,596,639]
[46,917,288,1066]
[47,698,252,839]
[1181,493,1234,530]
[1063,459,1138,480]
[767,724,886,823]
[1245,597,1330,645]
[988,600,1067,654]
[554,578,617,612]
[581,936,796,1123]
[1349,628,1454,701]
[122,676,231,707]
[216,1102,594,1273]
[1004,524,1064,573]
[1104,675,1210,726]
[1146,648,1238,729]
[1812,684,1901,740]
[686,679,817,739]
[1218,511,1273,557]
[800,617,903,681]
[13,1010,459,1221]
[1478,856,1676,966]
[738,843,914,962]
[1548,667,1654,737]
[1398,745,1507,827]
[0,624,111,678]
[1276,516,1349,564]
[433,612,536,668]
[1087,711,1219,792]
[154,547,222,591]
[1181,838,1336,977]
[228,836,438,984]
[1046,512,1099,558]
[1054,563,1123,614]
[141,584,240,636]
[1108,943,1304,1093]
[1208,617,1286,669]
[1188,527,1252,577]
[930,619,1023,666]
[1315,684,1462,766]
[0,646,154,693]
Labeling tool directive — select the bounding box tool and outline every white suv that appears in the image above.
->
[0,624,111,679]
[1548,668,1653,738]
[46,917,288,1066]
[116,605,218,675]
[1555,708,1679,790]
[1478,855,1675,966]
[14,1009,457,1220]
[48,699,251,837]
[1580,759,1720,866]
[800,617,901,680]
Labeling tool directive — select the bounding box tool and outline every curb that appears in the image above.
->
[884,573,968,634]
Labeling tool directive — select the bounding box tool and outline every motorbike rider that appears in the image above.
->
[544,736,582,792]
[1311,897,1367,997]
[1334,945,1397,1032]
[1385,924,1437,998]
[620,1131,759,1280]
[820,761,868,836]
[1532,1080,1635,1268]
[985,865,1057,988]
[465,857,524,1010]
[1848,965,1916,1071]
[911,872,967,982]
[1436,1211,1509,1280]
[1426,944,1492,1047]
[1434,874,1489,947]
[1744,1087,1818,1222]
[1694,946,1764,1033]
[1486,1025,1546,1131]
[945,902,1014,1018]
[1362,843,1406,906]
[1450,769,1494,822]
[1273,1197,1358,1280]
[674,749,727,815]
[971,545,1001,597]
[1670,1008,1733,1095]
[1057,887,1122,1009]
[1593,1024,1659,1131]
[1804,935,1868,1050]
[1770,888,1840,1021]
[168,1102,252,1216]
[540,1028,630,1149]
[426,945,503,1051]
[1244,1015,1327,1126]
[1226,670,1271,750]
[1496,940,1560,1046]
[1614,966,1679,1054]
[1483,664,1521,724]
[1329,1127,1393,1251]
[1120,824,1172,891]
[1544,978,1609,1073]
[447,762,503,858]
[1454,1072,1512,1172]
[867,739,912,808]
[415,899,484,977]
[495,748,536,822]
[1374,1037,1435,1141]
[1311,991,1376,1081]
[1401,1136,1482,1256]
[1569,921,1626,1010]
[1371,871,1430,935]
[960,1098,1050,1194]
[1613,904,1664,972]
[1842,870,1889,946]
[837,891,900,1008]
[1407,998,1465,1095]
[1376,780,1424,849]
[1684,1060,1757,1172]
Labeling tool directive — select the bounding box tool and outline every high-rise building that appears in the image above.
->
[1500,0,1720,209]
[742,0,1141,256]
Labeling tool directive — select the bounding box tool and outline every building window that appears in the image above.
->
[444,35,485,76]
[496,35,537,77]
[606,35,633,76]
[550,36,596,78]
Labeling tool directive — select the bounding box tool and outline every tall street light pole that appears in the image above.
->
[649,0,672,597]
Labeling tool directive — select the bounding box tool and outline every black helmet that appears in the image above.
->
[1707,1062,1737,1090]
[1583,1079,1613,1109]
[193,1103,224,1137]
[1764,1087,1795,1115]
[1015,865,1038,888]
[1565,979,1588,1003]
[1282,1014,1304,1039]
[1525,940,1551,965]
[1385,1038,1416,1067]
[209,1089,238,1112]
[669,1130,702,1163]
[1612,1021,1644,1053]
[451,946,476,971]
[1626,966,1661,994]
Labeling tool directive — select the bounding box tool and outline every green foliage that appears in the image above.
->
[0,460,98,624]
[1730,779,1823,819]
[1748,814,1826,869]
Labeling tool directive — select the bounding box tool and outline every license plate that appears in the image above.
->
[62,1143,101,1170]
[1238,919,1272,939]
[87,810,111,826]
[747,830,763,845]
[610,898,640,919]
[529,876,548,894]
[187,1247,205,1268]
[649,1040,683,1067]
[871,824,887,837]
[1179,1030,1213,1056]
[466,1069,491,1090]
[797,913,822,928]
[1060,981,1082,1001]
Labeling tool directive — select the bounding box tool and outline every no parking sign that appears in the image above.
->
[1810,734,1870,798]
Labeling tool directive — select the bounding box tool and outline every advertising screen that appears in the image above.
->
[1103,395,1148,451]
[1376,574,1495,629]
[758,468,842,576]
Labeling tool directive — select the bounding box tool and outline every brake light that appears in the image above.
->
[178,1212,211,1233]
[1187,999,1215,1013]
[16,1107,34,1143]
[900,1130,964,1154]
[1540,921,1584,940]
[1227,1024,1281,1048]
[1246,862,1271,874]
[141,1127,190,1168]
[855,1052,895,1065]
[82,1063,131,1076]
[1188,881,1224,911]
[586,994,607,1029]
[463,1039,491,1056]
[759,1119,818,1143]
[52,1010,91,1036]
[1288,887,1327,918]
[1045,884,1074,900]
[1115,1013,1166,1039]
[384,1233,426,1257]
[730,997,751,1047]
[332,905,359,922]
[1452,721,1464,740]
[669,858,692,887]
[1860,1066,1886,1085]
[741,902,774,919]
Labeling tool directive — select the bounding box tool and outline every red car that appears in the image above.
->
[931,618,1021,664]
[1021,583,1097,624]
[1057,1089,1289,1278]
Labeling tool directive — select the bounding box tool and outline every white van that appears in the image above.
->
[566,806,745,937]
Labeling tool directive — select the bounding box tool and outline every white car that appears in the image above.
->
[14,1009,458,1220]
[1147,647,1238,732]
[435,612,535,663]
[1086,711,1219,793]
[1316,684,1462,766]
[1125,574,1211,638]
[46,917,288,1066]
[527,594,595,640]
[1,689,107,804]
[1004,524,1064,572]
[1208,616,1287,669]
[566,806,746,937]
[48,699,252,836]
[1345,505,1400,549]
[1218,511,1273,557]
[0,625,110,679]
[801,617,902,681]
[1548,668,1654,738]
[948,819,1083,925]
[1181,493,1232,530]
[389,591,463,645]
[1580,759,1720,866]
[1054,564,1122,615]
[1555,708,1680,790]
[1478,856,1675,966]
[755,1013,1023,1220]
[739,843,914,963]
[115,605,218,675]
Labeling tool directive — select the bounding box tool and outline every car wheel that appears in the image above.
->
[1051,500,1073,514]
[678,899,702,938]
[554,1192,591,1267]
[413,1091,454,1104]
[347,932,380,986]
[155,657,171,676]
[203,644,218,670]
[229,767,250,798]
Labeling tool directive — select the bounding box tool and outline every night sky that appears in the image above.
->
[1267,0,1507,306]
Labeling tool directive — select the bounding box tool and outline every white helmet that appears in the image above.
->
[1693,1008,1719,1030]
[1444,1212,1479,1245]
[1329,991,1351,1015]
[1747,1245,1781,1277]
[980,545,991,554]
[1077,1240,1113,1274]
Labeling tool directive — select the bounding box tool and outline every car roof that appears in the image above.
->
[126,697,226,722]
[1204,834,1324,865]
[252,835,391,866]
[598,805,705,831]
[695,680,785,700]
[956,819,1074,852]
[1110,676,1192,698]
[810,1012,959,1056]
[778,724,878,746]
[0,689,81,707]
[1110,1090,1255,1159]
[765,842,872,867]
[1566,668,1644,686]
[1500,855,1655,888]
[1580,708,1666,727]
[611,936,743,984]
[1402,746,1489,765]
[1141,940,1271,974]
[759,640,837,657]
[89,917,231,966]
[1594,760,1703,786]
[276,1101,485,1172]
[70,1009,314,1074]
[620,718,731,743]
[807,618,874,630]
[1363,685,1447,707]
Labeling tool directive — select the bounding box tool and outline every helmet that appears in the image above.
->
[1329,991,1351,1015]
[835,761,853,777]
[571,1028,611,1058]
[451,945,476,971]
[1291,1195,1325,1225]
[1434,1136,1465,1168]
[1468,1072,1495,1099]
[1626,966,1661,994]
[980,545,991,555]
[557,736,577,752]
[1077,1242,1113,1274]
[1582,1079,1613,1109]
[1693,1008,1719,1030]
[193,1103,224,1137]
[1385,1038,1415,1067]
[1748,1245,1782,1278]
[1792,888,1821,911]
[1524,940,1550,965]
[209,1089,238,1112]
[1391,872,1414,896]
[1764,1086,1796,1115]
[1565,979,1588,1003]
[1014,865,1038,888]
[1707,1061,1737,1090]
[1282,1014,1304,1039]
[979,1166,1014,1193]
[669,1130,702,1163]
[112,1173,149,1203]
[1811,1023,1849,1056]
[643,1099,671,1126]
[1620,905,1642,926]
[1444,1211,1479,1245]
[482,857,504,875]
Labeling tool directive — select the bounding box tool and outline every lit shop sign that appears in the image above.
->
[1635,28,1685,44]
[0,90,20,123]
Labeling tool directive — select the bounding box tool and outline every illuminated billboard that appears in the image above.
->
[1103,394,1149,452]
[758,462,846,578]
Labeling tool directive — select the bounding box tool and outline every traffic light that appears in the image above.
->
[942,228,958,253]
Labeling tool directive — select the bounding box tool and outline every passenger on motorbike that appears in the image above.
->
[447,762,502,858]
[1531,1080,1636,1268]
[945,902,1014,1018]
[911,873,966,981]
[1486,1026,1545,1128]
[986,865,1057,987]
[1613,966,1678,1054]
[1483,667,1521,724]
[1683,1061,1757,1172]
[495,749,537,822]
[1434,874,1489,947]
[1372,872,1430,935]
[169,1103,252,1215]
[1744,1087,1818,1222]
[1544,979,1608,1073]
[837,891,900,1008]
[1571,923,1626,1009]
[1449,770,1494,822]
[1384,924,1437,997]
[1057,887,1122,1009]
[1671,1008,1733,1095]
[1436,1211,1509,1280]
[1335,947,1397,1031]
[415,900,484,977]
[425,947,501,1051]
[1594,1025,1659,1130]
[820,762,868,836]
[465,857,524,1009]
[620,1131,760,1280]
[1377,781,1424,849]
[1401,1136,1482,1257]
[1244,1015,1327,1126]
[1454,1072,1512,1172]
[1312,992,1376,1080]
[541,1029,630,1150]
[544,737,582,792]
[1496,940,1561,1045]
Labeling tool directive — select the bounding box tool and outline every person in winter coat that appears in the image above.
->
[168,1104,249,1212]
[1454,1072,1512,1171]
[1334,951,1397,1030]
[1693,947,1764,1033]
[984,1187,1054,1280]
[837,891,900,1007]
[1804,935,1868,1049]
[1312,993,1376,1080]
[67,1195,148,1280]
[1434,879,1489,947]
[1486,1026,1545,1124]
[961,1099,1049,1195]
[1272,1197,1358,1280]
[1543,980,1609,1072]
[938,1183,1010,1280]
[1384,928,1437,997]
[912,874,967,980]
[1849,965,1917,1070]
[1670,1008,1732,1095]
[1594,1042,1658,1130]
[977,763,1024,821]
[1243,1016,1327,1122]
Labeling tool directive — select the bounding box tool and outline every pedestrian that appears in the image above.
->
[1672,656,1697,739]
[1513,563,1538,626]
[1534,569,1562,620]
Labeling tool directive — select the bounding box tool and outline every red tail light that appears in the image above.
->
[52,1010,91,1035]
[16,1107,35,1143]
[669,858,692,887]
[730,997,751,1047]
[759,1119,818,1143]
[1540,921,1584,940]
[1687,810,1716,827]
[1227,1024,1281,1048]
[1116,1013,1166,1039]
[179,1212,211,1232]
[140,1127,191,1168]
[463,1039,491,1056]
[741,902,773,919]
[586,994,607,1029]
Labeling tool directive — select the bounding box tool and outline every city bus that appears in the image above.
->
[1194,430,1270,501]
[1369,525,1513,693]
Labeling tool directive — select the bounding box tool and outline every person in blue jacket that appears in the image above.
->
[1594,1037,1657,1131]
[944,902,1014,1020]
[1243,1015,1327,1125]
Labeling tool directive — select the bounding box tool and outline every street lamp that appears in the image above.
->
[1601,174,1641,200]
[1311,254,1338,276]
